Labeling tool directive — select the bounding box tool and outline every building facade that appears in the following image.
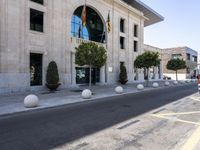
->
[0,0,163,93]
[162,47,198,80]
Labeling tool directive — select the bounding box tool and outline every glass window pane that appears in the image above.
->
[30,0,43,5]
[30,9,44,32]
[71,6,104,43]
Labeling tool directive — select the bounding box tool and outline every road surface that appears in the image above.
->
[0,83,197,150]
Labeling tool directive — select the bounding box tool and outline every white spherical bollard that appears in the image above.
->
[180,80,185,84]
[152,82,159,88]
[137,84,144,90]
[24,94,39,108]
[164,81,170,86]
[115,86,123,94]
[82,89,92,99]
[185,80,190,83]
[173,81,178,85]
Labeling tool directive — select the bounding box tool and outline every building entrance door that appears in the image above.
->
[30,53,43,86]
[76,67,100,84]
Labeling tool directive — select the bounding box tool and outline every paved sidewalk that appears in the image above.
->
[0,80,196,117]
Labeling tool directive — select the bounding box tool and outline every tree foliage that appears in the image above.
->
[46,61,59,84]
[166,58,186,71]
[134,51,160,69]
[75,42,107,68]
[166,58,186,80]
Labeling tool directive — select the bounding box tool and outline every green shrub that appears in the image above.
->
[119,63,128,84]
[46,61,59,84]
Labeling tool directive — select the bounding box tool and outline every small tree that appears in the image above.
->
[134,51,160,86]
[46,61,60,90]
[166,58,186,81]
[75,42,107,89]
[119,63,128,84]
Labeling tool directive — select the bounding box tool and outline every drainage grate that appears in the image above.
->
[153,108,166,114]
[40,92,52,94]
[173,101,181,105]
[77,142,89,148]
[117,120,140,130]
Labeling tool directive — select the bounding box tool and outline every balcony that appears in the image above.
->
[71,37,106,53]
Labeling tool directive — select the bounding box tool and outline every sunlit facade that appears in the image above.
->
[162,47,198,80]
[0,0,163,93]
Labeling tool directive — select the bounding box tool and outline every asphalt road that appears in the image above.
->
[0,84,197,150]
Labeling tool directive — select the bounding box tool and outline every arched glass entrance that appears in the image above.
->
[71,6,105,43]
[71,6,105,84]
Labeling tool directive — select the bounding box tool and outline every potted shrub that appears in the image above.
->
[46,61,61,91]
[119,63,128,84]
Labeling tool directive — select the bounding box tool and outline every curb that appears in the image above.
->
[0,83,197,118]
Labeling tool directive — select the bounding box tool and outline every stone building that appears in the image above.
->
[0,0,163,93]
[144,44,163,80]
[162,47,198,80]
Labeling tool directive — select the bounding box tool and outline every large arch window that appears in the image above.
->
[71,15,89,40]
[71,6,105,43]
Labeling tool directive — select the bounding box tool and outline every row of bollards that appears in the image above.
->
[24,79,196,108]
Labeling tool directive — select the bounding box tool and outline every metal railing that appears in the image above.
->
[71,37,106,48]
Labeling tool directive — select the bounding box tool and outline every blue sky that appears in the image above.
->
[141,0,200,52]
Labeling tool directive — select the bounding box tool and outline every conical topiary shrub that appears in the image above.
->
[46,61,60,91]
[119,63,128,84]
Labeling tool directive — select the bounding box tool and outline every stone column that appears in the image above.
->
[71,53,76,85]
[138,69,144,81]
[154,67,159,80]
[100,66,106,84]
[159,61,163,79]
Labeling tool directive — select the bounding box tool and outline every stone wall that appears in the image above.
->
[162,47,198,79]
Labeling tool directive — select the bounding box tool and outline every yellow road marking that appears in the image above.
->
[181,126,200,150]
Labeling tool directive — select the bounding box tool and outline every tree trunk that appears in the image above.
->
[146,68,149,87]
[89,64,92,90]
[93,67,97,85]
[176,70,178,81]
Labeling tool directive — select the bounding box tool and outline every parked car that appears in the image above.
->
[163,75,171,80]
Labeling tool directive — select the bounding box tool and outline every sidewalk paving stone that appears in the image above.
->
[0,80,195,117]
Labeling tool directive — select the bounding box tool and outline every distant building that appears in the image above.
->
[144,44,163,80]
[198,54,200,74]
[162,47,198,80]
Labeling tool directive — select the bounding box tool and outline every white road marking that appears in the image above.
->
[156,111,200,116]
[151,114,200,126]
